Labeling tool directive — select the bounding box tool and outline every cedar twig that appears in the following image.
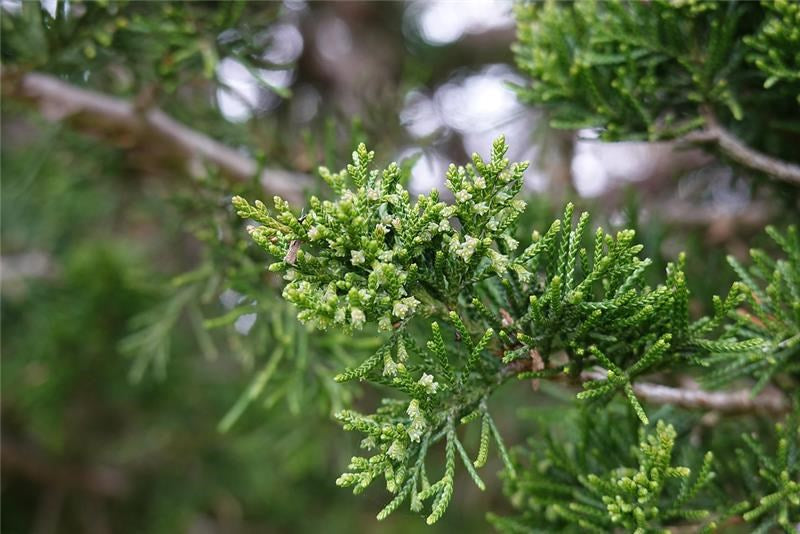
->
[580,370,790,416]
[505,356,790,415]
[2,69,311,203]
[684,112,800,186]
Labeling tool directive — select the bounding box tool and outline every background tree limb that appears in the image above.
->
[684,112,800,186]
[2,69,311,203]
[1,436,130,498]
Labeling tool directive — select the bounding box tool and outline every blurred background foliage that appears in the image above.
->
[1,1,797,533]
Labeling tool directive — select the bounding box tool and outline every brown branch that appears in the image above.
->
[580,370,790,416]
[1,69,311,203]
[507,355,789,415]
[684,113,800,186]
[1,436,130,498]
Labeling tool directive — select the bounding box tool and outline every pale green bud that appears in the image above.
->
[418,373,439,394]
[472,202,489,215]
[351,250,366,265]
[455,190,472,203]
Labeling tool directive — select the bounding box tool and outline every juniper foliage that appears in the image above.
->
[236,138,800,528]
[233,137,528,332]
[512,0,800,162]
[121,171,374,425]
[489,412,717,534]
[695,226,800,393]
[5,1,796,531]
[734,406,800,532]
[1,0,290,96]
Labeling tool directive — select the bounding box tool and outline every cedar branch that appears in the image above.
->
[506,358,789,415]
[580,370,790,415]
[684,112,800,186]
[1,69,311,203]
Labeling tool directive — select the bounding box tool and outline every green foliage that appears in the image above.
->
[237,137,799,526]
[735,406,800,533]
[234,138,533,522]
[1,114,449,534]
[1,1,289,95]
[5,1,797,529]
[512,0,800,156]
[233,136,528,332]
[695,226,799,393]
[491,411,716,534]
[744,0,800,102]
[497,202,693,424]
[333,318,513,525]
[119,171,377,426]
[512,0,740,139]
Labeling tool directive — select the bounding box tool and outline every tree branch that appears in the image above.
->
[684,113,800,186]
[653,198,777,243]
[1,436,130,498]
[580,370,790,416]
[506,356,789,415]
[2,70,311,203]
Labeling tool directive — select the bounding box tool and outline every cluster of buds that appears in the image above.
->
[234,136,532,332]
[406,399,428,442]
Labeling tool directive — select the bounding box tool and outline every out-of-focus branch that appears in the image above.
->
[654,199,774,229]
[0,251,56,284]
[684,113,800,186]
[653,198,777,243]
[580,370,790,415]
[1,436,130,498]
[2,70,311,203]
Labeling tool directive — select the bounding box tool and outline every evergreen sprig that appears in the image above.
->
[695,225,799,394]
[734,402,800,533]
[483,202,694,424]
[233,136,527,332]
[743,0,800,103]
[512,0,799,159]
[333,318,512,524]
[235,138,798,526]
[490,410,716,534]
[512,0,746,140]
